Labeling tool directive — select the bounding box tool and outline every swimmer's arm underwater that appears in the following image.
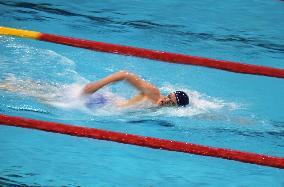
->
[117,93,147,107]
[82,71,161,103]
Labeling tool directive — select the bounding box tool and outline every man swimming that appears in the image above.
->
[82,71,189,107]
[0,71,189,109]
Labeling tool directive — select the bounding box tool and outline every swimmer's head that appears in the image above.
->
[174,91,189,106]
[158,91,189,107]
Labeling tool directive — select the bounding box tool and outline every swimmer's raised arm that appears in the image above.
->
[82,71,161,102]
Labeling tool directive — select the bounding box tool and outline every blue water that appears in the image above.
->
[1,0,284,186]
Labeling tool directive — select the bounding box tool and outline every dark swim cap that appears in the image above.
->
[174,91,189,106]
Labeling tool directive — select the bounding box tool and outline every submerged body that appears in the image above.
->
[84,93,108,108]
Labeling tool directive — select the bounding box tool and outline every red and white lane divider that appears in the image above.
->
[0,114,283,169]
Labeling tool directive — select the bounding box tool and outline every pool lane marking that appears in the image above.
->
[1,26,284,79]
[0,114,283,169]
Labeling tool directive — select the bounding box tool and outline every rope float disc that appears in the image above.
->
[1,26,284,79]
[0,114,283,169]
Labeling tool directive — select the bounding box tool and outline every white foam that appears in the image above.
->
[0,37,88,84]
[47,84,86,109]
[158,85,241,118]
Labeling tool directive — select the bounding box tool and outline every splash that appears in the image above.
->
[158,84,241,118]
[0,36,91,116]
[0,36,244,122]
[0,36,87,84]
[0,74,124,117]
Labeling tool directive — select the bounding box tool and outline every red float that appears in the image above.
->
[39,33,284,79]
[0,114,283,169]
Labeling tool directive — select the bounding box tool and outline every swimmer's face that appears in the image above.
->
[158,92,177,107]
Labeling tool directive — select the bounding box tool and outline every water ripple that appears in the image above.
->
[1,1,283,53]
[0,176,29,187]
[6,105,50,114]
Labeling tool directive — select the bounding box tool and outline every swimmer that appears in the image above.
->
[0,71,189,109]
[82,71,189,107]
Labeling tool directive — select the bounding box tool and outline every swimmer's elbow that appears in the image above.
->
[119,70,131,74]
[118,70,133,79]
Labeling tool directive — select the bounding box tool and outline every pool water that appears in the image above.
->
[1,0,284,186]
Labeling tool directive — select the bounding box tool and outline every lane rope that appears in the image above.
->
[0,114,283,169]
[1,26,284,79]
